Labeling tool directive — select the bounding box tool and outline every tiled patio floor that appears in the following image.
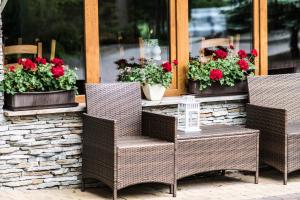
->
[2,169,300,200]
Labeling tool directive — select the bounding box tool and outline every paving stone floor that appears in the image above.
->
[2,169,300,200]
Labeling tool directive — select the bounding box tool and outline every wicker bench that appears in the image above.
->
[176,125,259,183]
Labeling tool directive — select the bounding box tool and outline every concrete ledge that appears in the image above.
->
[142,95,248,107]
[4,103,86,117]
[3,95,248,116]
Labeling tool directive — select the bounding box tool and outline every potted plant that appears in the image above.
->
[187,46,258,96]
[116,58,177,100]
[0,57,78,111]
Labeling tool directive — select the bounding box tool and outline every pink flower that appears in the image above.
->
[210,69,223,81]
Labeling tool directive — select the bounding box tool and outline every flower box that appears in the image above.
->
[1,57,78,111]
[187,80,248,97]
[4,90,78,111]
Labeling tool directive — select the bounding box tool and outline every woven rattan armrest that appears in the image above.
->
[142,111,176,142]
[83,113,117,146]
[246,104,286,135]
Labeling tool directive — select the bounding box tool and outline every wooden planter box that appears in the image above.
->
[187,80,248,97]
[4,90,78,111]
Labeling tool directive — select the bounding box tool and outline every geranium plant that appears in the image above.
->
[0,57,77,94]
[187,47,257,91]
[116,58,177,88]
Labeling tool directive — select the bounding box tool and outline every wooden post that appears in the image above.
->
[84,0,100,83]
[259,0,268,75]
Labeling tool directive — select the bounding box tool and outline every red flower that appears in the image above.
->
[238,50,247,59]
[35,57,47,65]
[51,58,64,67]
[162,62,172,72]
[20,58,36,71]
[173,59,178,66]
[8,65,15,72]
[51,66,65,79]
[214,49,227,59]
[210,69,223,81]
[237,59,249,71]
[17,58,23,65]
[251,49,258,57]
[229,45,235,50]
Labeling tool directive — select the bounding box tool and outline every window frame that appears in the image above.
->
[82,0,263,103]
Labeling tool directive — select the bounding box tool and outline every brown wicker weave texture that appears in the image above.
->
[247,74,300,185]
[176,125,259,184]
[82,83,176,199]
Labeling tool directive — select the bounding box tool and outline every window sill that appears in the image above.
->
[3,95,248,116]
[3,103,86,117]
[142,94,248,107]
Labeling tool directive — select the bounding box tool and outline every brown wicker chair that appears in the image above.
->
[246,73,300,185]
[82,83,176,199]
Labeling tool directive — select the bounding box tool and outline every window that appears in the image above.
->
[3,0,86,94]
[189,0,254,57]
[98,0,170,83]
[268,0,300,75]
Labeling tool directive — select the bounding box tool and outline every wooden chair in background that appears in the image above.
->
[50,39,56,60]
[199,35,240,62]
[3,40,42,66]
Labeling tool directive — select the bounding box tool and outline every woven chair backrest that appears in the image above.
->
[248,73,300,123]
[85,83,142,137]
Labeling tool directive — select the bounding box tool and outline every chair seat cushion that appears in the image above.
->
[287,122,300,135]
[117,135,173,148]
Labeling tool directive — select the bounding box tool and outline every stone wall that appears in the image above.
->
[0,99,247,190]
[143,100,247,126]
[0,112,83,189]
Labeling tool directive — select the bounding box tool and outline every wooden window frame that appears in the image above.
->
[81,0,263,103]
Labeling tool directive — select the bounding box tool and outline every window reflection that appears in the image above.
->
[2,0,85,94]
[268,1,300,74]
[99,0,170,83]
[189,0,253,57]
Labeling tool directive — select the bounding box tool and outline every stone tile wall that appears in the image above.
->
[0,113,83,189]
[143,100,247,126]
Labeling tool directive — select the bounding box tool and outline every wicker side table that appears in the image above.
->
[176,125,259,183]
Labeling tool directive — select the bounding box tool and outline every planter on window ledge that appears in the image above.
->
[187,80,248,97]
[4,90,78,111]
[142,84,166,101]
[1,57,78,111]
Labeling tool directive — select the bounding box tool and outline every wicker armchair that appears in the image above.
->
[246,74,300,185]
[82,83,176,199]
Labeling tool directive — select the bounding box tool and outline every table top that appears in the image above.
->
[177,125,259,140]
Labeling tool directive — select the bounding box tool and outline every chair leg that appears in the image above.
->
[221,170,226,176]
[169,184,173,194]
[283,172,288,185]
[173,182,177,197]
[113,187,117,200]
[255,170,259,184]
[81,178,85,192]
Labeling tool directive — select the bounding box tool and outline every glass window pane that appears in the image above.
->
[99,0,170,83]
[3,0,85,94]
[189,0,253,57]
[268,0,300,74]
